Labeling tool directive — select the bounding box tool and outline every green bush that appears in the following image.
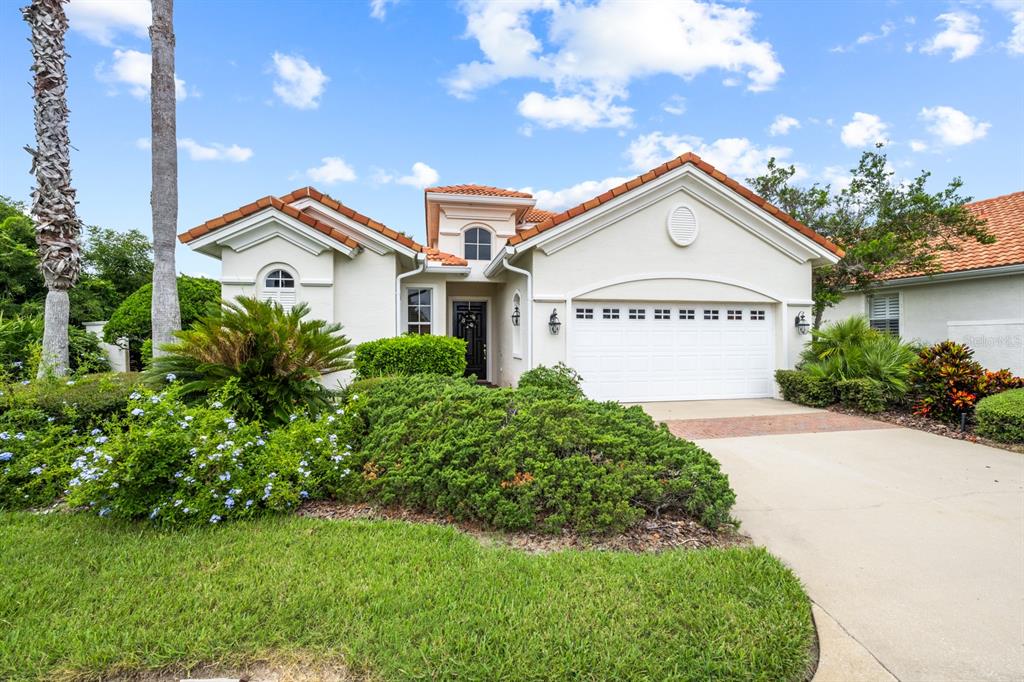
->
[775,369,836,407]
[975,389,1024,443]
[836,378,887,413]
[0,421,86,509]
[0,315,110,379]
[145,297,353,425]
[909,341,985,422]
[517,363,585,400]
[0,373,141,431]
[103,275,220,361]
[338,375,735,532]
[354,334,466,379]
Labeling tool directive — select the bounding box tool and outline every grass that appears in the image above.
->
[0,512,814,681]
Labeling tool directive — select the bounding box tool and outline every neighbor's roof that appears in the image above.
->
[886,190,1024,280]
[425,184,533,199]
[178,187,468,266]
[506,152,844,257]
[521,208,558,224]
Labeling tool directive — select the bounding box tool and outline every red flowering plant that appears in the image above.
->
[910,342,1024,423]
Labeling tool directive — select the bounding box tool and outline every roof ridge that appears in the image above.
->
[965,190,1024,207]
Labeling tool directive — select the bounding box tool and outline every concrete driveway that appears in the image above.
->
[644,399,1024,682]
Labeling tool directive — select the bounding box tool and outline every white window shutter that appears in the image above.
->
[667,205,699,246]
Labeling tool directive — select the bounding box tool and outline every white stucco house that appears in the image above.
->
[179,152,843,401]
[827,191,1023,375]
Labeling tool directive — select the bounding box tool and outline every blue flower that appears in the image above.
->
[0,453,12,462]
[130,408,144,417]
[218,472,231,482]
[211,401,224,409]
[209,514,221,523]
[165,373,177,382]
[90,428,102,436]
[245,499,254,508]
[149,508,160,519]
[129,392,141,400]
[0,432,8,440]
[224,497,235,509]
[299,490,309,499]
[30,466,44,475]
[95,436,108,444]
[98,507,111,517]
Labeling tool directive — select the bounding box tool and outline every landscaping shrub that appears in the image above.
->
[354,334,466,378]
[0,421,86,509]
[775,369,835,407]
[338,374,735,532]
[982,369,1024,395]
[909,341,986,422]
[836,378,887,413]
[145,297,353,425]
[0,373,141,431]
[0,315,110,380]
[517,363,585,400]
[975,389,1024,444]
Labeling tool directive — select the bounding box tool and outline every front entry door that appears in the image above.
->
[452,301,487,380]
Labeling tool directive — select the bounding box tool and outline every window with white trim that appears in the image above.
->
[750,310,766,321]
[628,308,645,320]
[654,308,671,320]
[602,308,620,320]
[868,293,900,335]
[261,268,297,312]
[679,309,695,320]
[575,307,594,319]
[727,309,743,320]
[703,309,719,320]
[463,227,492,261]
[406,288,432,335]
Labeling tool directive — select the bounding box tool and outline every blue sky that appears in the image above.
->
[1,0,1022,278]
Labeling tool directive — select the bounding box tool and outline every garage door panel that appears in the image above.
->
[570,301,775,402]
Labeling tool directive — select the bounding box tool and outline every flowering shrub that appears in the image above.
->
[909,342,1022,423]
[63,386,357,526]
[0,423,85,509]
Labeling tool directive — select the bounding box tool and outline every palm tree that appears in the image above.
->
[22,0,81,377]
[150,0,181,356]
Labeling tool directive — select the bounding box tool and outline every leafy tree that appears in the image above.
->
[69,226,154,324]
[0,198,45,317]
[749,148,992,327]
[104,275,220,368]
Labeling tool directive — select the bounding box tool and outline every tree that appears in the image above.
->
[0,197,46,317]
[749,148,993,327]
[149,0,181,357]
[22,0,82,377]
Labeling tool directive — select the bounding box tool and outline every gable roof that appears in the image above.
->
[179,187,467,266]
[425,184,533,199]
[506,152,844,257]
[886,190,1023,280]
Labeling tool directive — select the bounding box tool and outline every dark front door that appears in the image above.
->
[453,300,487,380]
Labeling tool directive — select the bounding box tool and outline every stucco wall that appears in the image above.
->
[436,203,518,281]
[827,274,1024,373]
[334,249,398,345]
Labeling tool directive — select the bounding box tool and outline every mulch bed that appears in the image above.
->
[296,500,747,553]
[827,405,1024,454]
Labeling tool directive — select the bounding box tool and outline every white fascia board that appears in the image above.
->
[425,192,535,209]
[186,208,357,258]
[483,245,517,278]
[874,263,1024,288]
[288,197,419,258]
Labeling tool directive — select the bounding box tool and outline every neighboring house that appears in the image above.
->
[179,152,842,401]
[827,191,1024,375]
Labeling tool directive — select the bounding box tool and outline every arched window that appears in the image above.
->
[464,227,492,261]
[261,268,297,311]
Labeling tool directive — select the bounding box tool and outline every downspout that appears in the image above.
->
[395,254,426,335]
[502,256,533,369]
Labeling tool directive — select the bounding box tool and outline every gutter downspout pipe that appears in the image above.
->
[502,255,533,369]
[395,254,426,335]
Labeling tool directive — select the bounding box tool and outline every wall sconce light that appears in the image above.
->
[548,309,561,335]
[794,311,811,335]
[511,305,520,327]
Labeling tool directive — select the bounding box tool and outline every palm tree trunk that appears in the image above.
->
[150,0,181,357]
[23,0,81,378]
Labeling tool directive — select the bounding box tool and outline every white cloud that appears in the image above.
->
[271,53,329,110]
[97,49,187,100]
[625,131,801,179]
[177,139,253,162]
[134,137,151,150]
[446,0,782,128]
[921,12,983,61]
[520,177,630,212]
[517,92,633,130]
[662,95,687,116]
[66,0,150,46]
[992,1,1024,55]
[840,112,889,148]
[831,20,896,52]
[909,139,929,152]
[397,162,440,189]
[919,105,991,146]
[768,114,800,137]
[369,0,398,20]
[821,165,853,192]
[306,157,357,184]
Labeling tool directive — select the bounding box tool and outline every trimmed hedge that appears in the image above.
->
[775,369,835,407]
[975,389,1024,444]
[354,335,467,379]
[0,373,142,431]
[836,378,887,413]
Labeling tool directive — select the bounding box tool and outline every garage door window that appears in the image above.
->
[628,308,645,320]
[751,310,766,321]
[727,309,743,320]
[575,307,594,319]
[654,308,671,320]
[602,308,620,319]
[704,309,719,320]
[679,309,695,320]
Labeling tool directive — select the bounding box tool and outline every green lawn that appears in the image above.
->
[0,513,814,681]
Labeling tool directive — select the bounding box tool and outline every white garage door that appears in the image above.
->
[569,302,775,402]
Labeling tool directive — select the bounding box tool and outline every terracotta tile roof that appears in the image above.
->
[521,208,558,224]
[178,187,469,267]
[425,184,533,199]
[506,152,844,257]
[886,190,1024,279]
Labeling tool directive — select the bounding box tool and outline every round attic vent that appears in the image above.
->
[667,205,698,246]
